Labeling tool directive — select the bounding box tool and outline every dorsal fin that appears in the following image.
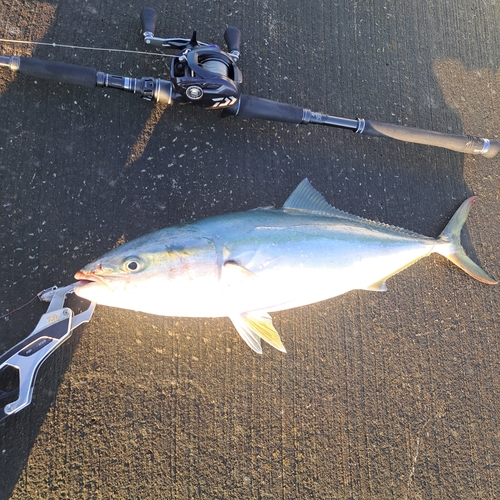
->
[283,178,345,216]
[283,179,425,236]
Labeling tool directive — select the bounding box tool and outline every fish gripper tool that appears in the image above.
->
[0,283,95,421]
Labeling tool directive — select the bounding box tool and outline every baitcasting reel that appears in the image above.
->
[137,7,242,109]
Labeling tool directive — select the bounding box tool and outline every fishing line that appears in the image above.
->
[0,291,44,320]
[0,38,174,58]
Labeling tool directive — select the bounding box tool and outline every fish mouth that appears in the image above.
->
[74,270,111,289]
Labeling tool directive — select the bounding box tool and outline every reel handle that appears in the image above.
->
[140,7,159,37]
[224,26,241,56]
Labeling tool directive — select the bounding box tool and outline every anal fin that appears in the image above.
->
[363,279,388,292]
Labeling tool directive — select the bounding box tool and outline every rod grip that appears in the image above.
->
[18,57,97,88]
[362,119,500,158]
[141,7,158,36]
[223,94,304,124]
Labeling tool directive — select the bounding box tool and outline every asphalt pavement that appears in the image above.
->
[0,0,499,498]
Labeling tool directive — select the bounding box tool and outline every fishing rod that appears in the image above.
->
[0,7,498,157]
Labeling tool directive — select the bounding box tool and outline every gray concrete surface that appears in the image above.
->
[0,0,499,498]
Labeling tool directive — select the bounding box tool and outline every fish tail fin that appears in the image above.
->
[436,197,497,284]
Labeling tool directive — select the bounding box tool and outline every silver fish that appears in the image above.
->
[74,179,496,353]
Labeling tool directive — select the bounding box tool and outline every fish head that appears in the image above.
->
[74,245,156,304]
[74,229,220,315]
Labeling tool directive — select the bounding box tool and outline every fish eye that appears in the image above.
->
[123,257,143,273]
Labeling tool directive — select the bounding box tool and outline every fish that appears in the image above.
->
[74,179,496,353]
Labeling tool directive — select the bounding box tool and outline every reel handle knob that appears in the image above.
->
[224,26,241,58]
[141,7,159,37]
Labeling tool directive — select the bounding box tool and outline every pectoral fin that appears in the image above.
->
[230,312,286,354]
[222,260,257,280]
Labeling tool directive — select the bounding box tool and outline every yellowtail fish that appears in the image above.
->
[74,179,496,353]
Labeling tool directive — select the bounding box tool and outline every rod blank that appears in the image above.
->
[226,94,500,158]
